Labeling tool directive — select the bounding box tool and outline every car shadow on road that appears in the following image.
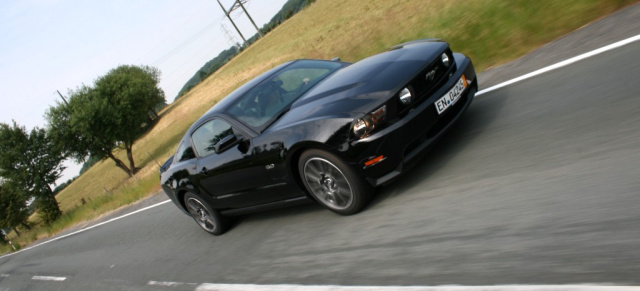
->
[367,90,509,209]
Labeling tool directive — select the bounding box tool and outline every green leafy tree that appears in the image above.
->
[46,65,166,177]
[0,122,65,225]
[0,182,31,236]
[47,87,133,176]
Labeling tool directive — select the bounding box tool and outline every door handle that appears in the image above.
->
[200,167,208,175]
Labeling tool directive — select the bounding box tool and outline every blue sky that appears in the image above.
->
[0,0,288,181]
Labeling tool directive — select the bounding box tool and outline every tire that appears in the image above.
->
[298,149,373,215]
[184,192,227,235]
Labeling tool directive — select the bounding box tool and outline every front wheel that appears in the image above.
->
[298,149,373,215]
[184,192,227,235]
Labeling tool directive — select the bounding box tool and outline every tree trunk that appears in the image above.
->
[105,151,134,177]
[44,184,61,214]
[13,227,20,237]
[125,143,137,175]
[46,186,62,216]
[39,186,62,224]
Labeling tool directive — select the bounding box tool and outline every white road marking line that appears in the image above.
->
[476,34,640,96]
[31,276,66,281]
[194,284,640,291]
[148,280,185,287]
[0,199,172,260]
[0,274,9,277]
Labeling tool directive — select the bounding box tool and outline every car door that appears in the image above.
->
[191,117,281,209]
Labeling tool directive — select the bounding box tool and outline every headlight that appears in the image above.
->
[399,87,412,105]
[353,106,386,139]
[352,118,371,139]
[441,53,450,67]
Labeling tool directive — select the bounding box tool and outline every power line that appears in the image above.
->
[216,0,262,47]
[151,20,220,67]
[137,1,210,65]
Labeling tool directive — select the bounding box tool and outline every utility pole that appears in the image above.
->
[220,23,237,47]
[236,0,262,37]
[216,0,263,47]
[217,0,247,47]
[56,90,69,105]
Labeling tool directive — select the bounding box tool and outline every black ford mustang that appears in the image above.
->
[160,39,477,235]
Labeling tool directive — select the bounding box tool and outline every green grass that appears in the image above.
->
[0,243,18,254]
[2,0,637,254]
[3,175,160,251]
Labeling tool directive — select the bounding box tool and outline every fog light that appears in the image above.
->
[399,87,412,105]
[441,53,450,67]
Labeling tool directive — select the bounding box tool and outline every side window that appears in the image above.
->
[191,118,234,157]
[175,141,196,162]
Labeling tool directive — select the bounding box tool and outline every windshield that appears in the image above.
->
[227,60,342,132]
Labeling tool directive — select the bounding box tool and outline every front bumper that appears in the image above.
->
[349,54,477,186]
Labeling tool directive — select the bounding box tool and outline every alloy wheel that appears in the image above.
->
[185,197,217,233]
[303,157,354,210]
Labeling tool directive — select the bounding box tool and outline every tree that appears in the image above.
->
[0,183,31,236]
[47,65,166,177]
[0,122,65,225]
[99,65,165,120]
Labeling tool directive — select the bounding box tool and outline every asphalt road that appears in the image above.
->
[2,8,640,291]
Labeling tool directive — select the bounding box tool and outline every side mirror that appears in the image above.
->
[214,134,238,154]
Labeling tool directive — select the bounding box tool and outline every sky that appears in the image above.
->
[0,0,289,182]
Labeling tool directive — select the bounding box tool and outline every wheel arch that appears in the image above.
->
[176,190,188,213]
[174,183,205,214]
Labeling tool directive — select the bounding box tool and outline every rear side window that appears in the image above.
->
[191,119,234,157]
[175,141,195,162]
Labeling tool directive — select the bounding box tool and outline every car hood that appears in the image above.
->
[276,41,449,127]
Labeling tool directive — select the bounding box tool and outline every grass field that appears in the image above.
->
[2,0,637,253]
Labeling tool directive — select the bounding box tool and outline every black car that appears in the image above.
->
[161,39,477,235]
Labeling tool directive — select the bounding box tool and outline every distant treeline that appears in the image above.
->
[175,46,239,99]
[174,0,316,101]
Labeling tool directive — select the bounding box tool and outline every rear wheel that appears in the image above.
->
[298,149,373,215]
[184,192,227,235]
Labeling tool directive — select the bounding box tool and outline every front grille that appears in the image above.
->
[384,48,457,127]
[426,92,468,139]
[396,48,456,117]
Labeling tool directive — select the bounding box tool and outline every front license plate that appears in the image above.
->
[435,75,467,115]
